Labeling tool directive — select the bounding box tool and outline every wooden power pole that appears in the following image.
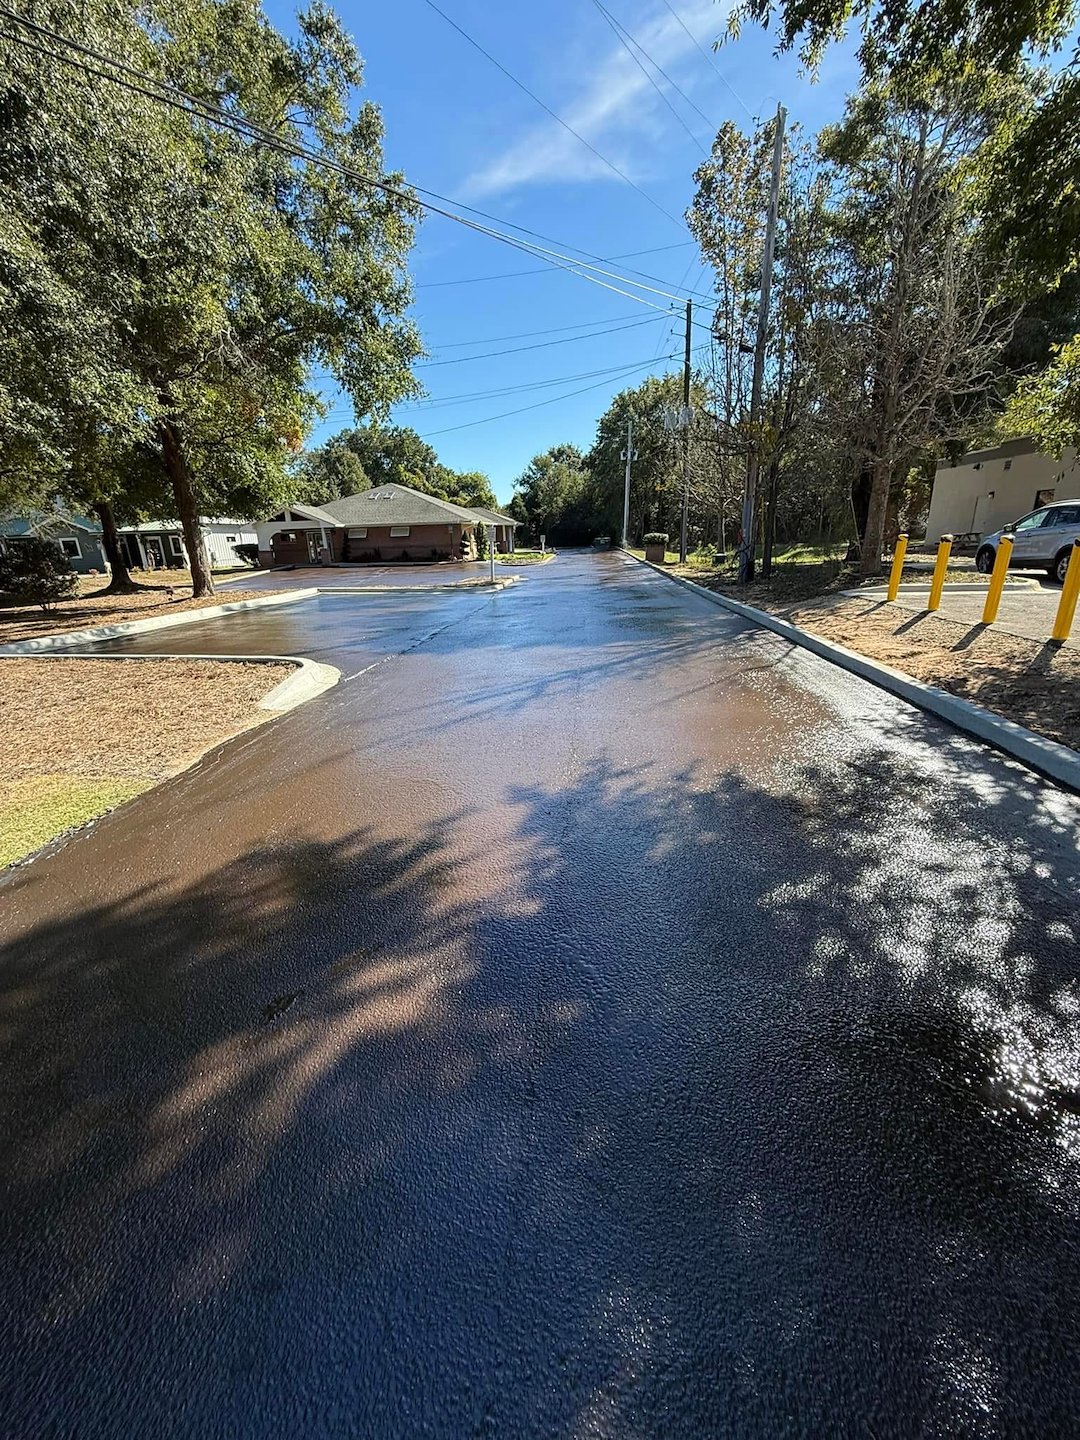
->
[738,102,786,585]
[679,299,692,564]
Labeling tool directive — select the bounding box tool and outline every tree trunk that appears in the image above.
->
[159,418,214,598]
[94,500,138,593]
[860,455,892,577]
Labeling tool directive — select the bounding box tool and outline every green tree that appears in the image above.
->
[294,424,497,509]
[0,0,421,598]
[294,435,371,505]
[511,444,589,543]
[811,71,1023,572]
[444,471,498,511]
[999,335,1080,454]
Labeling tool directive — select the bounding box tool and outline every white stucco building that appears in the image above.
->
[926,439,1080,540]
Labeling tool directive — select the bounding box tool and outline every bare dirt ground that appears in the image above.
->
[0,569,268,646]
[774,595,1080,751]
[1,657,292,778]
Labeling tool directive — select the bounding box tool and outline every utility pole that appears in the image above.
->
[679,298,692,564]
[738,102,786,585]
[621,414,634,549]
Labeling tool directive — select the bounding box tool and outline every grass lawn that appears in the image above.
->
[496,549,554,564]
[0,775,150,868]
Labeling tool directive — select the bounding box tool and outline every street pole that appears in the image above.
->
[489,524,495,583]
[621,414,633,549]
[738,102,786,585]
[679,298,692,564]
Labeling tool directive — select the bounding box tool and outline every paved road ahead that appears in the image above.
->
[3,553,1080,1437]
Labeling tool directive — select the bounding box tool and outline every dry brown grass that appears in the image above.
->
[1,657,292,779]
[774,595,1080,751]
[0,569,268,646]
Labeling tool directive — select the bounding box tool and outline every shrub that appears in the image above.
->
[233,542,260,567]
[642,532,669,546]
[0,538,78,611]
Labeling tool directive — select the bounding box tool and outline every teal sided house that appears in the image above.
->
[0,513,108,574]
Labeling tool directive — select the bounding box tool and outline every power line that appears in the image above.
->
[319,358,672,415]
[0,9,699,313]
[417,358,668,438]
[417,0,685,230]
[429,311,644,348]
[655,0,755,122]
[588,0,712,150]
[414,241,695,288]
[416,315,661,366]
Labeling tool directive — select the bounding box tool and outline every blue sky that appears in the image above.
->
[264,0,860,503]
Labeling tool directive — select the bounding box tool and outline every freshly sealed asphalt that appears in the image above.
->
[2,551,1080,1438]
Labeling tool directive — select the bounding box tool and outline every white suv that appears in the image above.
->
[975,499,1080,584]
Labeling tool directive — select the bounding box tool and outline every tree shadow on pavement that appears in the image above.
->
[1,731,1079,1438]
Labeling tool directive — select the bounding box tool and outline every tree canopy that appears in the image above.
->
[295,424,498,511]
[0,0,421,594]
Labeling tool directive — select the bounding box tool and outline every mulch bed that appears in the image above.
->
[0,572,268,647]
[1,657,293,778]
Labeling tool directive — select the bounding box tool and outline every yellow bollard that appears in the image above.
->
[981,534,1013,625]
[927,534,953,612]
[886,533,908,602]
[1051,539,1080,644]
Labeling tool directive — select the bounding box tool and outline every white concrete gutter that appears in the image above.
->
[621,549,1080,794]
[0,587,318,655]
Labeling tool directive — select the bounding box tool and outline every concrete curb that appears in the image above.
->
[621,549,1080,793]
[0,587,317,655]
[0,650,341,714]
[842,578,1041,598]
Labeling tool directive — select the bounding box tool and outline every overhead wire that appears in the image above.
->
[0,6,715,440]
[428,311,645,348]
[0,8,711,312]
[416,357,670,438]
[414,241,695,288]
[316,357,674,417]
[655,0,755,122]
[587,0,711,151]
[416,0,686,229]
[416,315,662,366]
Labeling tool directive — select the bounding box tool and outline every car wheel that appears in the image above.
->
[1054,549,1074,585]
[975,546,996,574]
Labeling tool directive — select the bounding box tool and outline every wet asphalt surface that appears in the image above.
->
[2,552,1080,1438]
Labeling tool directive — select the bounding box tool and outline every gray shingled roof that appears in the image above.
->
[319,484,482,528]
[287,502,342,527]
[470,506,518,527]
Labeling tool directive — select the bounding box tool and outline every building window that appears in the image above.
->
[168,535,184,560]
[349,527,368,539]
[225,534,238,543]
[1003,460,1012,471]
[58,537,81,559]
[389,526,410,537]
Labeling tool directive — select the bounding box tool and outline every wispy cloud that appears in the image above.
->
[462,0,726,197]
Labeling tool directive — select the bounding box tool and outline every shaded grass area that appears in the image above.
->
[0,774,150,867]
